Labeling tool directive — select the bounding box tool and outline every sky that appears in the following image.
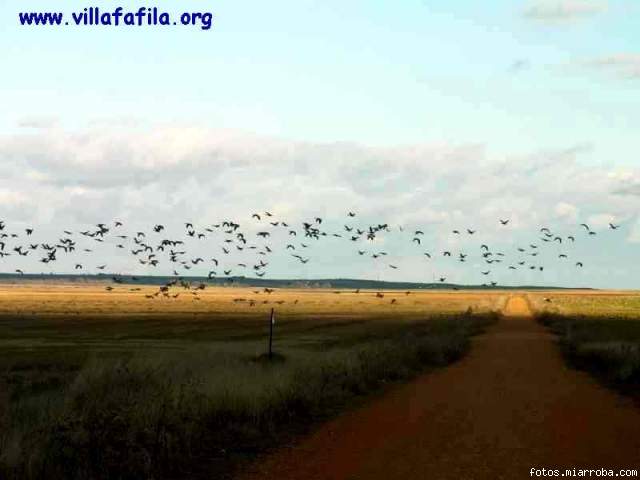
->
[0,0,639,288]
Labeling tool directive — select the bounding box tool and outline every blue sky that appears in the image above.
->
[2,0,639,157]
[0,1,639,287]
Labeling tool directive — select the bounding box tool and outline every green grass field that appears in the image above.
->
[530,292,640,392]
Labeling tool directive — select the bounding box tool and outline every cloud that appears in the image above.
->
[554,202,579,223]
[523,0,607,22]
[627,218,640,244]
[17,116,59,129]
[0,126,633,226]
[577,54,640,80]
[0,125,637,285]
[587,213,616,230]
[611,170,640,196]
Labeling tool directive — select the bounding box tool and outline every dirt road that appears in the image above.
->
[238,296,640,479]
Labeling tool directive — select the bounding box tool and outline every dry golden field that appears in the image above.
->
[0,283,505,317]
[528,290,640,318]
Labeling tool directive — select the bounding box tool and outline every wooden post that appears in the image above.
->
[268,308,275,360]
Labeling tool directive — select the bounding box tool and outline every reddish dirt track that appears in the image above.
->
[237,296,640,479]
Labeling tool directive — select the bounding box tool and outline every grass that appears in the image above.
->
[0,285,500,479]
[532,291,640,391]
[528,291,640,319]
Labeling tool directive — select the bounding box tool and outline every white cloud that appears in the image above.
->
[554,202,579,223]
[578,54,640,80]
[587,213,616,230]
[0,125,637,286]
[627,218,640,244]
[17,116,59,129]
[523,0,608,22]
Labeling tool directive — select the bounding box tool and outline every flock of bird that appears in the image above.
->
[0,212,621,298]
